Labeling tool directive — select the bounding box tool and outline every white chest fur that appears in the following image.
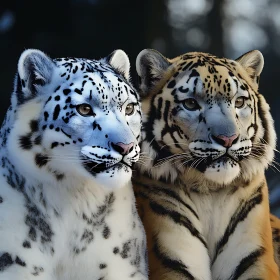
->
[0,172,147,280]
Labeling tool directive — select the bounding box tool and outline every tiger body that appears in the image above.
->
[133,49,280,279]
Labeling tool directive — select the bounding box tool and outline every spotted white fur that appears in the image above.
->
[0,49,148,279]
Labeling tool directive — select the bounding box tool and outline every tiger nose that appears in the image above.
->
[111,142,134,155]
[211,134,239,148]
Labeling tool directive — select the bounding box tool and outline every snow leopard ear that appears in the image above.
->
[107,49,130,80]
[16,49,55,104]
[136,49,171,97]
[235,50,264,88]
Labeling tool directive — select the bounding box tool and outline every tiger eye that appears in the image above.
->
[182,98,200,111]
[235,97,246,109]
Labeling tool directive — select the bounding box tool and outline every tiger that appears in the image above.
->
[132,48,280,279]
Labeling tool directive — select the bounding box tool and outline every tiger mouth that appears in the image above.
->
[189,154,241,173]
[83,159,132,174]
[212,154,238,163]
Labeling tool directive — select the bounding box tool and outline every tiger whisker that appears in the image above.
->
[160,142,189,150]
[154,153,193,167]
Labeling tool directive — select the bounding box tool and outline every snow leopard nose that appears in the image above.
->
[211,134,239,147]
[111,142,134,155]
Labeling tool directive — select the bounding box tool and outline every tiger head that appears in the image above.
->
[136,49,276,190]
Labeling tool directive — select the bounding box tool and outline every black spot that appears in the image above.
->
[74,88,82,95]
[189,69,200,78]
[19,134,32,150]
[99,263,107,269]
[113,247,119,254]
[65,96,71,103]
[21,79,25,87]
[55,173,64,181]
[53,104,60,120]
[81,229,94,243]
[44,111,49,121]
[62,117,69,123]
[63,89,71,95]
[49,124,54,130]
[102,226,110,239]
[51,142,59,149]
[178,86,189,93]
[93,121,102,131]
[28,227,37,241]
[54,95,60,101]
[0,196,3,203]
[0,253,13,272]
[73,247,80,254]
[15,256,26,267]
[120,241,131,259]
[167,80,176,88]
[30,120,39,132]
[23,240,31,248]
[35,154,49,167]
[32,266,44,276]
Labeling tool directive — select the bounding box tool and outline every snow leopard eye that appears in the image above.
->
[76,104,94,116]
[125,103,136,116]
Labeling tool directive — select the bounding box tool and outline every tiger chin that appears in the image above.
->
[133,49,280,279]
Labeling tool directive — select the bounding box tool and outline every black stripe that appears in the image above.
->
[212,183,264,265]
[156,97,163,119]
[136,181,199,219]
[229,247,265,280]
[257,94,270,144]
[150,200,207,248]
[153,238,195,279]
[163,100,170,124]
[161,100,185,151]
[143,92,170,157]
[250,93,258,143]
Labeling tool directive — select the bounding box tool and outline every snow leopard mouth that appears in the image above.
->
[82,159,132,174]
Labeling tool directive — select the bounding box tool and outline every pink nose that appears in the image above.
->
[212,134,239,147]
[111,142,134,155]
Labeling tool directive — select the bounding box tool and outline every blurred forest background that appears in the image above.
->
[1,0,280,215]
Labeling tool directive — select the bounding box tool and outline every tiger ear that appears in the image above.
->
[136,49,171,97]
[16,49,55,104]
[107,49,130,80]
[235,50,264,87]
